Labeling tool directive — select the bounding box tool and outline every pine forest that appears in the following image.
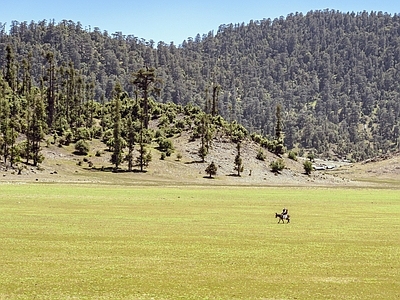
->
[1,9,400,169]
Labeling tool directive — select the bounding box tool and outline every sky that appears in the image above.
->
[2,0,400,45]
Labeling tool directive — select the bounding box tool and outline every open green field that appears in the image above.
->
[0,184,399,299]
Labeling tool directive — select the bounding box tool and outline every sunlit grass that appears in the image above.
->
[0,185,399,299]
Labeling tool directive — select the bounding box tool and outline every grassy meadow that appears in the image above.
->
[0,184,399,299]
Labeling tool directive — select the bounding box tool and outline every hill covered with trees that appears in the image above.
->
[1,9,400,162]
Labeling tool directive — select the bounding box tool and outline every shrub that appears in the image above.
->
[250,133,263,144]
[256,148,266,161]
[158,115,170,127]
[274,138,285,156]
[75,127,91,141]
[75,139,90,155]
[175,119,185,130]
[155,129,164,139]
[93,127,103,139]
[64,130,74,146]
[144,151,152,167]
[166,111,176,123]
[157,137,174,153]
[152,105,162,117]
[58,137,65,147]
[102,129,113,144]
[36,154,45,164]
[269,159,285,173]
[288,150,297,161]
[307,152,315,162]
[303,160,313,175]
[166,148,173,157]
[184,116,193,128]
[164,127,177,138]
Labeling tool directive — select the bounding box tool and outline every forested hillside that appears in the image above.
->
[1,10,400,161]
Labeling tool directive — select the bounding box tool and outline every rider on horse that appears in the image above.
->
[282,208,288,219]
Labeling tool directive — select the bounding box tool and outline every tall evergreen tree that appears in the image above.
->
[125,116,137,171]
[275,104,283,141]
[21,54,32,97]
[234,142,244,176]
[274,104,284,156]
[8,95,20,167]
[45,52,56,128]
[197,113,213,162]
[26,86,47,166]
[0,78,11,165]
[211,84,220,117]
[110,82,124,170]
[4,45,16,92]
[133,67,158,129]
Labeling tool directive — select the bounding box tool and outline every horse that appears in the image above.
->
[275,212,290,223]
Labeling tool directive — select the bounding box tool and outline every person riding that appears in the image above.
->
[282,208,288,219]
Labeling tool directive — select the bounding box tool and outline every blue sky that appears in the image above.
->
[2,0,400,45]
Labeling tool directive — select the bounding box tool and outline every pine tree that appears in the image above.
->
[197,113,213,162]
[5,45,16,92]
[136,138,152,172]
[86,80,95,129]
[110,82,124,171]
[45,52,56,128]
[198,136,207,163]
[1,46,20,167]
[211,84,220,116]
[21,54,32,97]
[0,80,11,165]
[133,67,158,129]
[275,104,283,140]
[125,116,137,171]
[234,142,244,176]
[27,86,47,166]
[274,104,285,156]
[205,161,217,178]
[8,95,20,167]
[204,87,210,114]
[66,62,75,127]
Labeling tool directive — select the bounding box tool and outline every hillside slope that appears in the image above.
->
[3,136,400,187]
[332,151,400,187]
[0,130,368,187]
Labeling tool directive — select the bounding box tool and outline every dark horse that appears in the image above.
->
[275,213,290,223]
